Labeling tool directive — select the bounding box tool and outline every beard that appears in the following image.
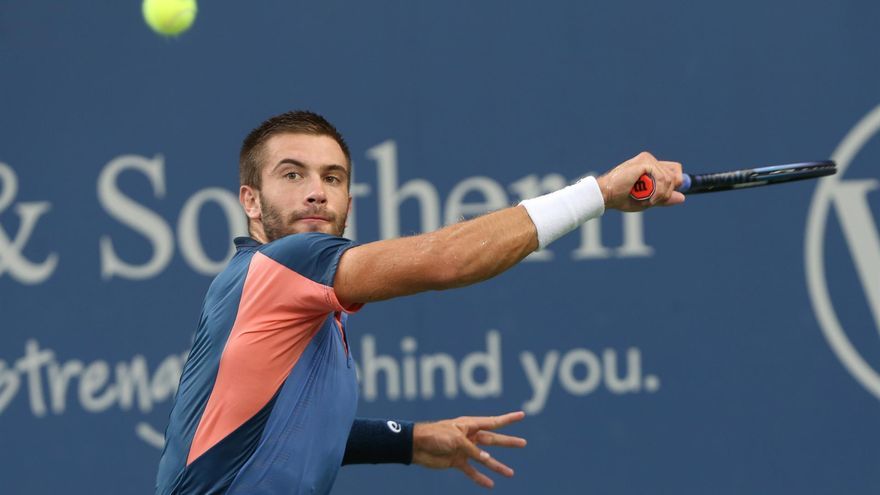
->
[259,196,346,242]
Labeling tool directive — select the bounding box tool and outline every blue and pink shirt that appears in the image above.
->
[156,233,362,494]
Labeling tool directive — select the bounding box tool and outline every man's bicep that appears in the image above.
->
[334,237,448,305]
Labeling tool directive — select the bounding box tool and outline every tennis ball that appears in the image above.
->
[142,0,198,37]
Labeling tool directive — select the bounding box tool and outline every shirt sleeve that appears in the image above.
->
[259,232,363,313]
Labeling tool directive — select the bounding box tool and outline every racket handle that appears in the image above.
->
[629,173,655,200]
[629,172,693,200]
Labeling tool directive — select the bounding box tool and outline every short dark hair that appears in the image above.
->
[239,110,351,189]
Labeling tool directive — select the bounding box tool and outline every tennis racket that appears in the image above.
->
[629,160,837,200]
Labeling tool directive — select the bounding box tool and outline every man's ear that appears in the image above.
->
[240,185,261,221]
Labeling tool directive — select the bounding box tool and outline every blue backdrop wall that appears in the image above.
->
[1,1,879,494]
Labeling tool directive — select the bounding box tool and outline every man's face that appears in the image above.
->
[253,133,351,241]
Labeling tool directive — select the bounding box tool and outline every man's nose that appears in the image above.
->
[305,178,327,204]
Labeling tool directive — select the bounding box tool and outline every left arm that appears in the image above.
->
[342,412,527,489]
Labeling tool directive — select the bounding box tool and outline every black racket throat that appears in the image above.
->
[683,160,837,194]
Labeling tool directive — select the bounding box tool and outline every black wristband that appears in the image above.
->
[341,418,414,466]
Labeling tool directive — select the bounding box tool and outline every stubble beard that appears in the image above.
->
[259,195,346,242]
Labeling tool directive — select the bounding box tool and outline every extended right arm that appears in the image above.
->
[334,152,683,306]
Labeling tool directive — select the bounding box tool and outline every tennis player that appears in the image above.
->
[156,110,683,495]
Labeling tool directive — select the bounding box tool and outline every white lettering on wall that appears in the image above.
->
[2,340,186,417]
[6,138,652,284]
[0,162,58,284]
[519,346,659,414]
[98,154,175,280]
[357,331,503,401]
[98,154,247,280]
[445,177,508,225]
[352,331,660,415]
[370,140,442,239]
[0,331,658,449]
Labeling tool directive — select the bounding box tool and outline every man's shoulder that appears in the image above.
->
[257,233,357,286]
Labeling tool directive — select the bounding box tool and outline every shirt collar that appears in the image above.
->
[234,236,262,249]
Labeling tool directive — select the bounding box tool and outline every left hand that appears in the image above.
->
[411,410,527,488]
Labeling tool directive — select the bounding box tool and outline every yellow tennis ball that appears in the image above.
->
[142,0,198,37]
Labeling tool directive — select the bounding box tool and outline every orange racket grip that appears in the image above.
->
[629,173,655,200]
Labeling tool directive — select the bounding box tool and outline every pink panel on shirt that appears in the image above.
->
[186,252,351,465]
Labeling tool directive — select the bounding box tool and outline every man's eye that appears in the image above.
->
[325,176,341,184]
[284,172,302,180]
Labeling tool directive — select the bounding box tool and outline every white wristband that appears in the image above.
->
[519,175,605,249]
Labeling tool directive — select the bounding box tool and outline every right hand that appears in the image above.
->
[597,152,685,211]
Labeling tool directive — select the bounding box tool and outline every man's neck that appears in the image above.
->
[248,223,269,244]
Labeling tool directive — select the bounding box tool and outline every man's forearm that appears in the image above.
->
[419,205,538,288]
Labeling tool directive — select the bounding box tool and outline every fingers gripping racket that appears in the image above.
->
[628,160,837,200]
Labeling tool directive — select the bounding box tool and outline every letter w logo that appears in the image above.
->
[833,179,880,338]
